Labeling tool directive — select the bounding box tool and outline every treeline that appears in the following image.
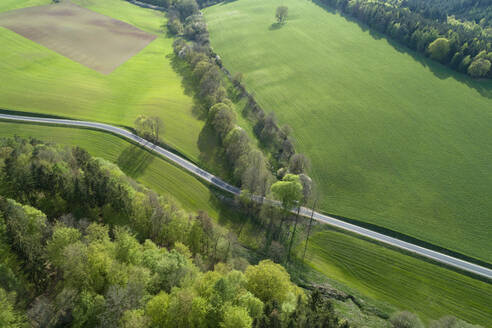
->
[403,0,492,28]
[166,0,312,200]
[320,0,492,78]
[0,137,346,328]
[130,0,222,12]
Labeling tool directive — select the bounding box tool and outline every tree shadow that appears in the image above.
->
[310,0,492,99]
[197,124,234,181]
[169,53,210,118]
[117,145,154,179]
[219,0,239,5]
[269,22,284,30]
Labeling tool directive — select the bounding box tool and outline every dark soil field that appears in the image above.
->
[0,1,156,73]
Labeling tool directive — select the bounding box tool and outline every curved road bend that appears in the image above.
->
[1,113,491,280]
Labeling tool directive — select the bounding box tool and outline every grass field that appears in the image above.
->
[0,0,204,163]
[0,121,220,217]
[0,2,156,74]
[303,229,492,326]
[204,0,492,263]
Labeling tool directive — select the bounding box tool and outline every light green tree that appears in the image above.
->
[245,260,294,304]
[145,291,170,328]
[270,174,303,210]
[45,224,81,268]
[221,305,252,328]
[427,38,450,62]
[467,58,491,78]
[0,288,24,328]
[390,311,424,328]
[120,309,148,328]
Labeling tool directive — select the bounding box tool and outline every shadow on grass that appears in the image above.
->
[269,22,284,30]
[197,123,234,182]
[311,0,492,99]
[117,145,154,178]
[169,54,209,119]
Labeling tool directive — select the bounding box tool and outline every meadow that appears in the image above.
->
[0,121,220,217]
[204,0,492,263]
[0,0,204,162]
[303,228,492,326]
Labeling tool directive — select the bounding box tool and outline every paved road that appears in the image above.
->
[1,113,491,280]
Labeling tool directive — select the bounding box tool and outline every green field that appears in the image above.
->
[0,121,219,217]
[0,0,203,162]
[303,229,492,326]
[204,0,492,263]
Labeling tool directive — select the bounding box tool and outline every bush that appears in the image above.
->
[390,311,424,328]
[467,58,491,78]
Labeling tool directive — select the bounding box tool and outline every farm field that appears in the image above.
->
[204,0,492,263]
[0,121,219,217]
[0,2,156,74]
[303,229,492,326]
[0,0,203,162]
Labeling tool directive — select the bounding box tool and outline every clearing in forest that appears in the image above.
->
[0,1,155,74]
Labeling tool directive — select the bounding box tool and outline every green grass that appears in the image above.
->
[303,229,492,326]
[0,0,203,163]
[204,0,492,263]
[0,121,219,217]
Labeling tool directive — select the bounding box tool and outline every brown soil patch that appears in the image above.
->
[0,2,156,74]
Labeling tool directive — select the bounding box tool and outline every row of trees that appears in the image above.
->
[167,0,312,199]
[320,0,492,78]
[0,137,347,328]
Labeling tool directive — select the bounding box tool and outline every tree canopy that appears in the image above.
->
[270,174,303,210]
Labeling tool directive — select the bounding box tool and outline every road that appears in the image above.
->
[1,113,491,280]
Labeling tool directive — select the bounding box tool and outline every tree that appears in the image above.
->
[45,224,81,268]
[134,115,164,143]
[224,127,250,165]
[270,174,303,210]
[145,291,170,328]
[167,18,184,35]
[276,6,289,24]
[175,0,199,21]
[289,154,310,174]
[467,58,491,78]
[208,103,236,139]
[390,311,424,328]
[0,288,25,328]
[221,305,252,328]
[240,150,272,196]
[120,309,148,328]
[245,260,297,304]
[232,72,243,87]
[2,199,48,267]
[427,38,450,62]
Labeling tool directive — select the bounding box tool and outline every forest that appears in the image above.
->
[0,136,343,327]
[318,0,492,78]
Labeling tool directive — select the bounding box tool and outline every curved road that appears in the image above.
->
[1,113,491,280]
